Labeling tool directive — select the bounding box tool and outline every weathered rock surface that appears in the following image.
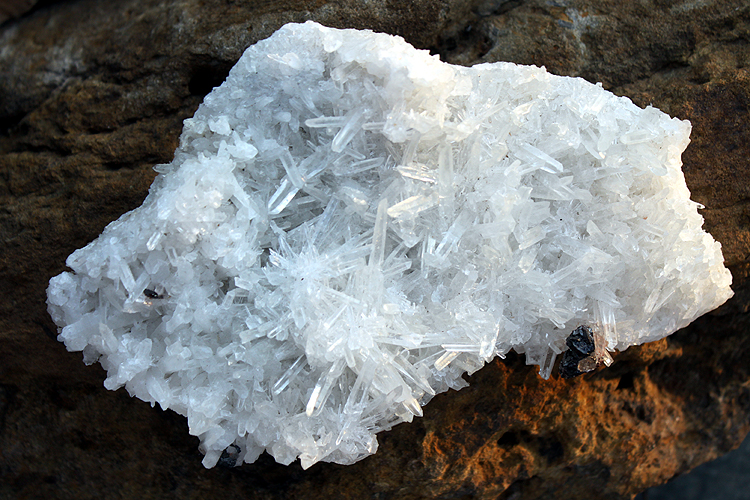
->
[1,0,748,499]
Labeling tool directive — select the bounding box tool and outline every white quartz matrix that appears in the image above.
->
[47,21,733,469]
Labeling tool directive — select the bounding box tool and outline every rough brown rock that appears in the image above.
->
[1,0,749,499]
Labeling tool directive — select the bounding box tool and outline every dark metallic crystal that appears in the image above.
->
[560,325,596,379]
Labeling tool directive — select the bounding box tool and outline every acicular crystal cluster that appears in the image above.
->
[47,21,733,469]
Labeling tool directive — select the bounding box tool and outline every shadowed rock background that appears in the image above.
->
[1,0,749,498]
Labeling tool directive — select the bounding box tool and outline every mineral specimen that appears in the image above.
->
[46,21,733,469]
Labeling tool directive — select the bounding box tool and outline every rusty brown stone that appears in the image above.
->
[1,1,749,498]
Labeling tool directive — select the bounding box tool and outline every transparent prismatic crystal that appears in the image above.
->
[47,21,733,469]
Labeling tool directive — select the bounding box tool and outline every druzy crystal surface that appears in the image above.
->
[47,21,733,469]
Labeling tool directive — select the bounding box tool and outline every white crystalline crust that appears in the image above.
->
[47,21,732,469]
